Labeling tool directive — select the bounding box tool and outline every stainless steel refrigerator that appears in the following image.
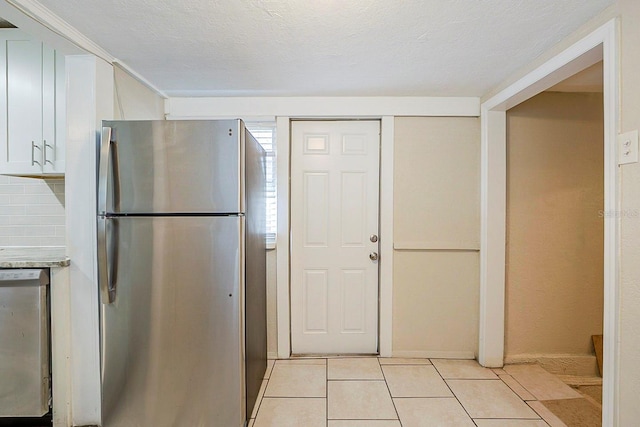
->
[97,119,267,427]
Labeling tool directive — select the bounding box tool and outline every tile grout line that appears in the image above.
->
[378,356,403,427]
[498,373,538,402]
[526,401,559,427]
[503,364,600,426]
[439,362,551,424]
[257,396,326,399]
[377,396,468,399]
[432,360,478,425]
[499,370,565,426]
[258,357,565,426]
[251,360,274,423]
[499,368,539,400]
[471,417,549,422]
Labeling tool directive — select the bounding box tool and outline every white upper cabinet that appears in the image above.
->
[0,30,65,176]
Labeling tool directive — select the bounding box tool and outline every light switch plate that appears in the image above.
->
[618,130,639,165]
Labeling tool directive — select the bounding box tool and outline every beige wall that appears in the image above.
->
[113,65,165,120]
[505,91,604,358]
[617,1,640,424]
[393,117,480,357]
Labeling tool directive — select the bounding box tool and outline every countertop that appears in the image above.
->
[0,247,70,268]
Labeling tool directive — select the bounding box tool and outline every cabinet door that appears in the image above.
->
[0,30,64,176]
[42,46,64,175]
[3,38,44,174]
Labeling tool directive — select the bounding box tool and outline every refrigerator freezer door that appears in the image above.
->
[100,216,245,427]
[100,120,244,214]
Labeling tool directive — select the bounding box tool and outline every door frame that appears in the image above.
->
[276,116,395,358]
[478,18,619,426]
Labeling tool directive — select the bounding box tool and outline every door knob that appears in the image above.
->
[369,252,379,261]
[370,234,378,243]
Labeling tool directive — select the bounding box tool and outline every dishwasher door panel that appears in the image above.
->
[0,279,49,417]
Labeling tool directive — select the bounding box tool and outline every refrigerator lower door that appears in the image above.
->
[100,216,245,427]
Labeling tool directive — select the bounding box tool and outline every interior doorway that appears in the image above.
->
[479,19,618,426]
[504,63,605,423]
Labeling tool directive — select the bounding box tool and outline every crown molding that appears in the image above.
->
[6,0,114,62]
[166,96,481,118]
[5,0,168,98]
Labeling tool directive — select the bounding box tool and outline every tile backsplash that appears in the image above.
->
[0,175,65,247]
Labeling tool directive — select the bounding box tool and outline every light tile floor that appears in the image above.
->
[249,358,592,427]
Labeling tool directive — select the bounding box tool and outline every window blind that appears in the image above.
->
[246,123,277,247]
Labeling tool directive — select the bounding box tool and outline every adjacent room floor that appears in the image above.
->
[249,357,601,427]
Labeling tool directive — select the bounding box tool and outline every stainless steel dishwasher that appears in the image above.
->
[0,269,50,418]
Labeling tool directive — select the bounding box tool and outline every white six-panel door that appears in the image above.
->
[290,120,380,354]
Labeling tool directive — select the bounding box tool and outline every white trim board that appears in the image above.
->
[478,18,619,427]
[275,117,291,359]
[50,266,71,427]
[165,97,480,119]
[379,116,394,358]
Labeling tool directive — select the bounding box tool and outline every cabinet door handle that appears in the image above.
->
[31,141,41,166]
[44,140,54,165]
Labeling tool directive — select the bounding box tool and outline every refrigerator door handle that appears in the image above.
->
[98,127,112,215]
[98,127,118,303]
[97,217,117,303]
[99,127,121,214]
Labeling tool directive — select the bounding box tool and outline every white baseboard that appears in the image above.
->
[504,354,599,377]
[391,350,476,359]
[268,350,477,360]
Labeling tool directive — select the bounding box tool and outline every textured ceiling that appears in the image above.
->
[34,0,613,97]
